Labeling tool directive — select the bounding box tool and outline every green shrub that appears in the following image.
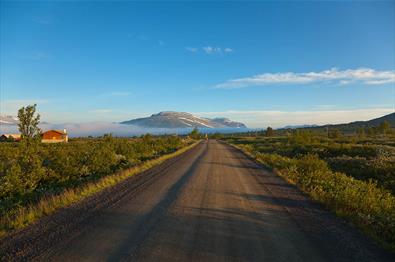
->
[237,145,395,250]
[0,135,186,216]
[233,135,395,194]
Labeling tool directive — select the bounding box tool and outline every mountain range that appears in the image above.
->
[291,112,395,132]
[120,111,247,128]
[325,112,394,131]
[282,124,319,129]
[2,111,394,131]
[349,112,395,127]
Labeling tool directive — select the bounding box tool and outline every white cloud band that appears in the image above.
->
[216,68,395,88]
[194,108,394,128]
[186,46,233,54]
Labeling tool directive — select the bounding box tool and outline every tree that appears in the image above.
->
[18,104,41,141]
[210,132,223,139]
[6,136,15,142]
[142,133,153,143]
[189,128,201,139]
[288,129,314,144]
[367,127,376,136]
[329,128,342,139]
[379,121,391,135]
[266,127,274,137]
[356,127,365,138]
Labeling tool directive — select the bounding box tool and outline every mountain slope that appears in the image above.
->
[358,112,395,127]
[326,112,395,130]
[120,111,247,128]
[299,112,395,132]
[282,124,319,129]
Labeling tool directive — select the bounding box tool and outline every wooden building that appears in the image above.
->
[41,129,68,143]
[0,134,21,142]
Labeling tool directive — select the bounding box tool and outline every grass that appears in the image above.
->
[0,141,200,238]
[229,141,395,252]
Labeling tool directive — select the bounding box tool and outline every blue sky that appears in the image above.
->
[1,0,394,128]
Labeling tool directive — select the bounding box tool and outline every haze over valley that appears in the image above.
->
[1,1,395,261]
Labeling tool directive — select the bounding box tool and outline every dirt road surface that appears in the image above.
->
[1,140,393,261]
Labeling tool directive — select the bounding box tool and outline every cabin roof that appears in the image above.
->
[1,134,21,138]
[42,130,66,135]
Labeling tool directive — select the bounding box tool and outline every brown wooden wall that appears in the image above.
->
[42,131,64,140]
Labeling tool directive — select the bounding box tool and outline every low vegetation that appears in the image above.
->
[224,129,395,251]
[0,135,197,237]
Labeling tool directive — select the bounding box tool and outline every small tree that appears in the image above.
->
[6,136,15,142]
[189,128,201,139]
[266,127,274,137]
[289,129,313,144]
[18,104,41,141]
[142,133,153,143]
[367,127,375,136]
[356,127,365,138]
[379,121,391,135]
[329,128,342,139]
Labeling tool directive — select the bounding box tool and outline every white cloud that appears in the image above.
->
[35,109,148,124]
[224,48,233,53]
[216,68,395,88]
[186,47,198,52]
[194,108,395,128]
[2,107,393,135]
[203,46,221,54]
[186,46,234,54]
[202,46,233,54]
[0,122,193,138]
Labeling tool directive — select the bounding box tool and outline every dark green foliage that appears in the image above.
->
[189,128,201,139]
[225,134,395,194]
[379,121,391,135]
[288,129,316,144]
[328,128,342,139]
[265,127,274,137]
[17,104,41,141]
[209,133,224,139]
[6,136,15,142]
[367,127,376,136]
[357,127,365,138]
[0,136,185,215]
[235,142,395,250]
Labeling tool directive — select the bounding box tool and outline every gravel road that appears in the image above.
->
[1,140,393,261]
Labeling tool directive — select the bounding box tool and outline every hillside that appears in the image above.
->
[306,112,395,132]
[120,111,247,128]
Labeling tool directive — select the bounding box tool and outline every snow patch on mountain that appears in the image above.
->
[121,111,247,128]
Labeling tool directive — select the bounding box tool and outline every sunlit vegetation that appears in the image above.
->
[0,134,196,237]
[224,129,395,251]
[189,127,202,140]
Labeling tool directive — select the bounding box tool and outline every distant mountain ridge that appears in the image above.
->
[282,124,319,129]
[120,111,247,128]
[294,112,395,132]
[326,112,395,131]
[349,112,395,127]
